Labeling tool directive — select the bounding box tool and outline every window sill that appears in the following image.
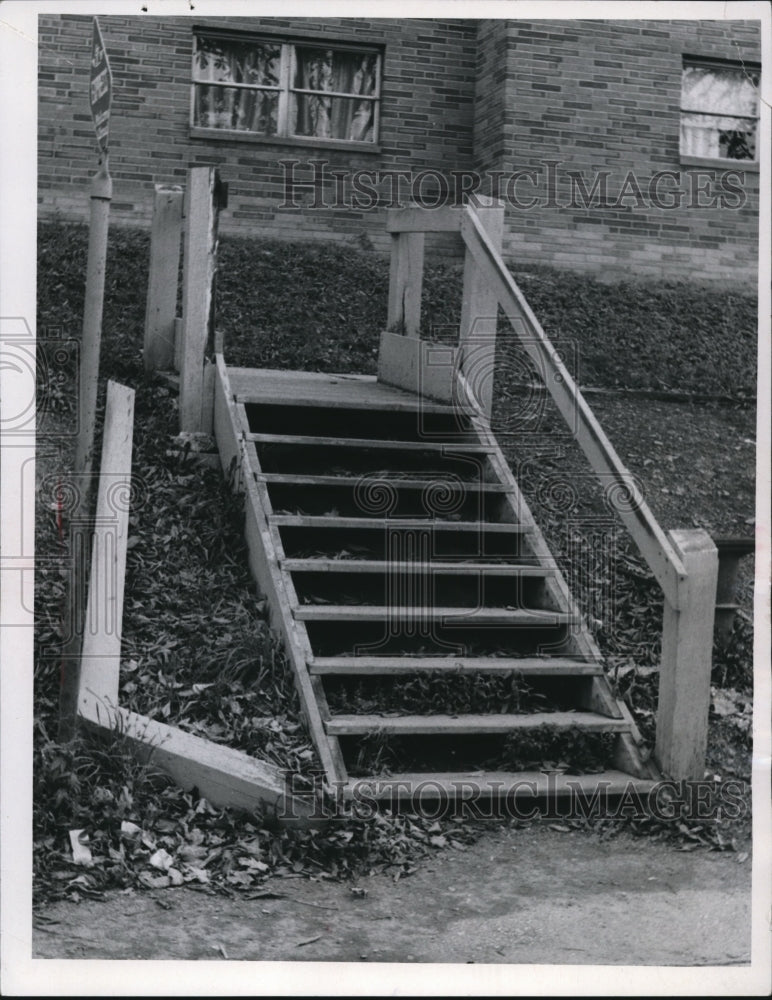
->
[189,127,382,154]
[680,154,759,173]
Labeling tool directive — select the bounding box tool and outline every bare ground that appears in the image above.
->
[32,823,751,966]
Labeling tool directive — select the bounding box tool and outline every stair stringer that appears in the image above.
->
[213,356,347,793]
[455,371,659,781]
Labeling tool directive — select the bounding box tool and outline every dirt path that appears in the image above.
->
[32,825,751,966]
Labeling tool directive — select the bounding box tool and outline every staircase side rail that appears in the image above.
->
[459,202,688,612]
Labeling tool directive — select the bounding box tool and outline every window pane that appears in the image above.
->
[194,35,281,87]
[294,47,378,97]
[291,94,376,141]
[682,65,759,117]
[680,112,757,160]
[194,85,278,134]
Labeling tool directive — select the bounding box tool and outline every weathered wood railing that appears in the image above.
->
[383,198,719,781]
[144,166,227,435]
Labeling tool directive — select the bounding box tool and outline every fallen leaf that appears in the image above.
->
[149,848,174,871]
[69,829,93,867]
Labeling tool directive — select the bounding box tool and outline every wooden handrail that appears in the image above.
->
[459,203,688,610]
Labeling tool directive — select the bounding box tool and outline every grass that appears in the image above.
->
[34,221,757,903]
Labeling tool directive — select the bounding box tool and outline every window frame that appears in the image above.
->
[679,54,761,170]
[190,27,383,151]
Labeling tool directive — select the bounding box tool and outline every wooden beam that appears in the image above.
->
[459,196,504,417]
[387,231,424,334]
[240,438,345,786]
[377,330,458,403]
[213,354,242,489]
[143,185,183,374]
[386,206,462,233]
[78,381,135,715]
[78,702,316,825]
[180,167,220,432]
[656,529,718,780]
[248,430,490,452]
[295,605,574,624]
[327,711,630,736]
[345,770,657,800]
[308,655,602,676]
[460,204,687,609]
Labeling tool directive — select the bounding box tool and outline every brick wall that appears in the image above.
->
[38,15,761,283]
[38,15,477,255]
[486,19,761,283]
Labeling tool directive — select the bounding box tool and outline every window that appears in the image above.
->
[680,58,760,162]
[191,30,381,145]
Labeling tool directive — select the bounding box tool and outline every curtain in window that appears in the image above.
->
[194,38,280,134]
[681,65,759,159]
[292,48,377,141]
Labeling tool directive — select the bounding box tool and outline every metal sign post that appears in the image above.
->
[60,17,115,739]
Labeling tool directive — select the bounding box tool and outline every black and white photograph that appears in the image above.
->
[1,0,770,994]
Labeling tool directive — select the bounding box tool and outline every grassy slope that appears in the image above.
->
[38,221,759,394]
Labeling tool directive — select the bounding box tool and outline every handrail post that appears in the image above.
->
[656,529,719,780]
[179,166,222,433]
[387,230,425,336]
[143,184,183,374]
[459,196,504,417]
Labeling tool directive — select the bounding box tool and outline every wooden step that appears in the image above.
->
[229,367,465,414]
[308,654,602,675]
[326,711,630,736]
[259,473,511,493]
[249,433,492,453]
[284,558,552,576]
[343,770,658,800]
[295,605,575,625]
[272,514,532,533]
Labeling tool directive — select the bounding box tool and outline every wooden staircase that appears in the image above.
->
[217,366,659,806]
[144,175,719,813]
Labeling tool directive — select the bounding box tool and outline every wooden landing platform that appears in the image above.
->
[228,367,466,414]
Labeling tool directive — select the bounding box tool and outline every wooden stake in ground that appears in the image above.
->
[59,158,112,740]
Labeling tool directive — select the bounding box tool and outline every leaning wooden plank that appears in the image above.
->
[326,712,631,736]
[78,702,316,825]
[460,205,687,609]
[78,381,134,715]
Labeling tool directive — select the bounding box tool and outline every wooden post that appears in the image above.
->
[143,185,183,374]
[78,381,134,717]
[656,529,719,780]
[179,166,220,432]
[59,158,112,740]
[387,231,425,336]
[459,196,504,417]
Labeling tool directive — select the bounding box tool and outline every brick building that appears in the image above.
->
[38,15,762,283]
